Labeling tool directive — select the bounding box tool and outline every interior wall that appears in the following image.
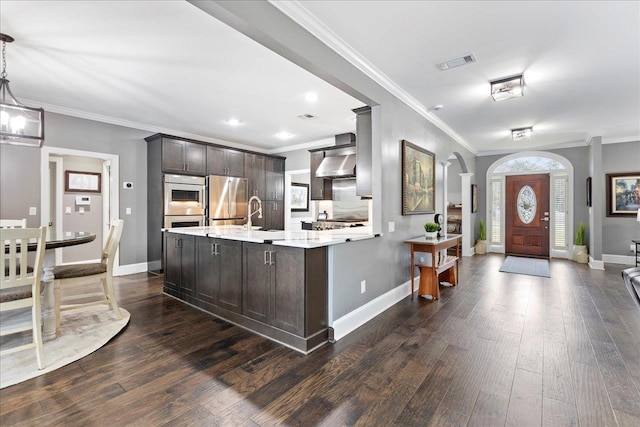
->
[0,112,149,266]
[61,155,103,262]
[447,158,462,205]
[602,140,640,256]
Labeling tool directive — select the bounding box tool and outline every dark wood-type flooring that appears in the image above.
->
[1,254,639,426]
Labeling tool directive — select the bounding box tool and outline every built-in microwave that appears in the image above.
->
[164,175,205,216]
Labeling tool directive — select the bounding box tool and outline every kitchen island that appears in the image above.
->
[162,226,378,353]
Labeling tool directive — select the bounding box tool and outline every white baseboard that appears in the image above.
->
[602,254,635,266]
[114,262,149,276]
[588,256,605,270]
[331,276,417,341]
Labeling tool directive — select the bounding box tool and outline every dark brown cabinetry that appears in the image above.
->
[195,236,242,313]
[243,242,324,336]
[310,151,332,200]
[245,153,266,200]
[353,106,372,197]
[161,138,207,176]
[164,232,195,295]
[265,157,285,201]
[264,201,285,231]
[206,146,245,177]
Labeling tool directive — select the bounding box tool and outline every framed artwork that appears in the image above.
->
[65,170,101,193]
[401,140,435,215]
[290,182,309,212]
[606,172,640,216]
[586,177,592,207]
[471,184,478,213]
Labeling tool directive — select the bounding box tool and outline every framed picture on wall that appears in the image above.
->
[471,184,478,213]
[401,140,435,215]
[606,172,640,216]
[290,183,309,212]
[65,170,101,193]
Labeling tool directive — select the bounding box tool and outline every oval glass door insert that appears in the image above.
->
[517,185,537,224]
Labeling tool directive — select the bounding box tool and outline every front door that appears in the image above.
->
[505,174,550,258]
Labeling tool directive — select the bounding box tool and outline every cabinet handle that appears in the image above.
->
[274,203,277,211]
[176,239,182,248]
[215,243,219,255]
[269,251,275,265]
[264,250,270,265]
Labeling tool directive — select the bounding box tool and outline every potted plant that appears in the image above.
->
[573,222,589,263]
[424,222,439,239]
[475,219,487,254]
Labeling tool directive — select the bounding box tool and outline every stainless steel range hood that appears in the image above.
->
[315,154,356,178]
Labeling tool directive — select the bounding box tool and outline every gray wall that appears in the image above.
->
[475,146,590,244]
[447,158,462,205]
[0,112,149,266]
[602,140,640,255]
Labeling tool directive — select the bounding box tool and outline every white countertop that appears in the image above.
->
[162,225,379,248]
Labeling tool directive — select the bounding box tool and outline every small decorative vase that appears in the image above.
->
[425,231,438,239]
[475,240,487,255]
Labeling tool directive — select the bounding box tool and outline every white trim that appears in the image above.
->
[459,173,473,256]
[114,262,149,276]
[331,278,414,341]
[268,1,476,155]
[602,254,636,266]
[485,151,574,257]
[41,146,120,271]
[588,256,605,270]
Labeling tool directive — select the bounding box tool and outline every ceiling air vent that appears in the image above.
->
[437,54,476,70]
[297,114,317,120]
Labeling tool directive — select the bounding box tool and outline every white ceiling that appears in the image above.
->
[1,1,639,155]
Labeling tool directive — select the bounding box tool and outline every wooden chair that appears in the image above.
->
[0,226,47,369]
[53,219,124,334]
[0,219,27,229]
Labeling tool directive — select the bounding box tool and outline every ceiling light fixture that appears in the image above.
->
[430,104,444,111]
[275,132,293,139]
[305,92,318,103]
[511,127,533,141]
[0,33,44,148]
[490,74,524,101]
[225,118,241,126]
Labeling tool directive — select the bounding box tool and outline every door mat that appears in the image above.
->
[499,256,550,278]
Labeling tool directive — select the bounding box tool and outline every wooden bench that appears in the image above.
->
[415,254,458,300]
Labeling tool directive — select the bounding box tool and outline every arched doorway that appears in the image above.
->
[486,152,574,259]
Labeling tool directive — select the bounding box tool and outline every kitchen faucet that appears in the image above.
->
[247,196,263,230]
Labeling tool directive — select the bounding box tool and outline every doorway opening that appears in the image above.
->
[40,147,120,269]
[486,151,573,259]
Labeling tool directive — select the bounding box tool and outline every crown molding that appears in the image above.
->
[269,0,477,155]
[268,137,335,154]
[28,99,272,153]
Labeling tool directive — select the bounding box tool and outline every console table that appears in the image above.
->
[404,234,461,300]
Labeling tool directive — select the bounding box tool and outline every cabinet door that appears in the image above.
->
[195,237,218,304]
[218,239,242,313]
[265,157,285,201]
[226,149,245,177]
[271,246,305,335]
[245,154,265,199]
[206,146,226,176]
[179,234,196,295]
[265,201,284,230]
[162,139,186,174]
[310,151,332,200]
[184,142,206,175]
[164,233,181,291]
[242,242,271,324]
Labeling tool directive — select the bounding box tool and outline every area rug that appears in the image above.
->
[499,256,550,278]
[0,305,130,389]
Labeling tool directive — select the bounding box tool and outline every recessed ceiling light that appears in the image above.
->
[297,114,317,120]
[275,132,293,139]
[511,127,533,141]
[225,118,241,126]
[490,74,524,101]
[305,92,318,103]
[431,104,444,111]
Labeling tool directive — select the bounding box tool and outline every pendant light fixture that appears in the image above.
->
[0,33,44,148]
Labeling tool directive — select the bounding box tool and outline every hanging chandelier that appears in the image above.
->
[0,33,44,148]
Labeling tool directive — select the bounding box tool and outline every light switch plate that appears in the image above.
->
[388,221,395,232]
[79,207,85,214]
[29,207,37,215]
[65,207,71,215]
[126,207,132,215]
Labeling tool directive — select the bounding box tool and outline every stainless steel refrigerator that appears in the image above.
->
[207,175,248,226]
